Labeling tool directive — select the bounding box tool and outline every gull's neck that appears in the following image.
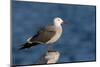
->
[54,22,61,27]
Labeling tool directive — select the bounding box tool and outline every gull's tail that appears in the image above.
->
[19,42,39,50]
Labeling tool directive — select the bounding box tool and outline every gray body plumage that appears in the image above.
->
[29,24,62,44]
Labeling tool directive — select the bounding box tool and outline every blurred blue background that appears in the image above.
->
[12,1,96,65]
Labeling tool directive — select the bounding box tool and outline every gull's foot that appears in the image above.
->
[48,46,56,52]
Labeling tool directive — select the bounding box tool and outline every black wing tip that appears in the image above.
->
[18,42,39,50]
[18,42,29,50]
[19,46,26,50]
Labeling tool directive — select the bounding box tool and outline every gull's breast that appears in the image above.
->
[46,26,62,44]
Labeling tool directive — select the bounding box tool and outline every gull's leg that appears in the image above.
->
[47,45,55,52]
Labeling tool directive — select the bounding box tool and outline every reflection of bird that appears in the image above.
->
[45,51,60,64]
[36,50,60,64]
[19,17,64,50]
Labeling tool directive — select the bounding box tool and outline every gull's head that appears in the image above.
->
[54,17,64,26]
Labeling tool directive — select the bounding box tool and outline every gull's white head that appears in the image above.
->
[54,17,64,26]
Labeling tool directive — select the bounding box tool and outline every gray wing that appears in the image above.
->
[29,25,56,43]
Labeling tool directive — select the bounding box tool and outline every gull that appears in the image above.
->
[19,17,64,50]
